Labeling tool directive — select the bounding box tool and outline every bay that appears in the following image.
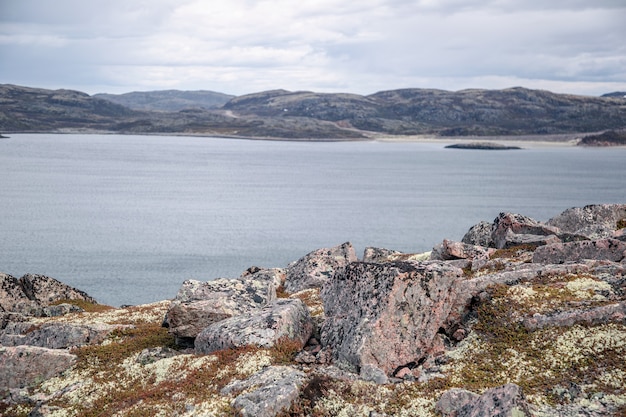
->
[0,133,624,306]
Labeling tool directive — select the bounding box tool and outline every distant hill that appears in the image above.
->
[2,84,626,139]
[225,87,626,136]
[94,90,234,112]
[601,92,626,99]
[0,84,137,131]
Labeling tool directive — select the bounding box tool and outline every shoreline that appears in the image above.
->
[370,132,584,148]
[8,130,626,148]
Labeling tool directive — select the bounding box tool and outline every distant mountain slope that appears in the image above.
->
[601,91,626,98]
[225,87,626,136]
[94,90,234,111]
[0,84,137,131]
[2,84,626,139]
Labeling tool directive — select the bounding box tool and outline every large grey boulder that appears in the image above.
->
[533,238,626,264]
[165,276,276,346]
[221,366,307,417]
[547,204,626,240]
[320,261,463,379]
[284,242,357,293]
[0,346,76,389]
[195,298,312,354]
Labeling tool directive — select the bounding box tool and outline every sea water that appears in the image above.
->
[1,134,624,306]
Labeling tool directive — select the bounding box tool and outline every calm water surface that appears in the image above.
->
[1,134,624,306]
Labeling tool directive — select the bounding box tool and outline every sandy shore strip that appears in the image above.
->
[370,132,585,148]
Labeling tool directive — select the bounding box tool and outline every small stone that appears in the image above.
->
[452,328,467,341]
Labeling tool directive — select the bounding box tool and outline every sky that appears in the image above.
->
[1,0,625,97]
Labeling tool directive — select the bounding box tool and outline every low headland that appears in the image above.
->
[2,204,626,416]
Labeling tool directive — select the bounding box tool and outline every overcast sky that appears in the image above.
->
[1,0,625,96]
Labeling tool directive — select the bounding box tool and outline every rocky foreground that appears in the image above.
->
[2,204,626,417]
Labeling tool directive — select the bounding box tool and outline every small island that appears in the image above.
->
[445,141,522,150]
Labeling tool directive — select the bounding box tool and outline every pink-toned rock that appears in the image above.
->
[0,346,76,389]
[320,261,463,378]
[436,388,479,417]
[532,238,626,264]
[194,299,312,354]
[1,273,24,311]
[432,239,494,261]
[284,242,357,293]
[491,212,560,249]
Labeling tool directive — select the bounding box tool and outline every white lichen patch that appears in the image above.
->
[546,323,626,368]
[394,396,437,417]
[596,368,626,390]
[233,350,272,377]
[507,285,538,302]
[565,277,613,299]
[314,389,375,417]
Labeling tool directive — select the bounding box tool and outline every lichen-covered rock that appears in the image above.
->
[364,247,431,263]
[195,299,312,354]
[0,273,96,316]
[221,366,307,417]
[491,212,560,249]
[284,242,357,293]
[362,247,403,263]
[0,273,38,314]
[19,274,97,306]
[532,238,626,264]
[165,276,276,346]
[320,261,463,378]
[523,302,626,331]
[431,239,494,261]
[242,268,286,289]
[0,322,126,349]
[546,204,626,240]
[0,346,76,389]
[454,384,532,417]
[461,220,494,247]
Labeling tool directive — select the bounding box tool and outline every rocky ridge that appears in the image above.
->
[1,203,626,416]
[3,84,626,139]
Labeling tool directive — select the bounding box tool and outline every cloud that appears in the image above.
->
[0,0,624,96]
